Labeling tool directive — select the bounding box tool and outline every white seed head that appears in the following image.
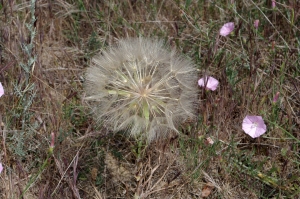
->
[84,38,198,141]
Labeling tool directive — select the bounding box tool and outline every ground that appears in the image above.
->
[0,0,299,198]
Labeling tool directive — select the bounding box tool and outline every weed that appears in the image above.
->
[0,0,299,198]
[84,37,198,141]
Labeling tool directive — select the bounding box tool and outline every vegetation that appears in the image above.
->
[0,0,299,198]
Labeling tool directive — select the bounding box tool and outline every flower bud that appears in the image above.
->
[254,20,259,29]
[49,132,55,155]
[273,92,280,103]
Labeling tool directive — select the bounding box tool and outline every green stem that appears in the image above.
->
[20,148,54,198]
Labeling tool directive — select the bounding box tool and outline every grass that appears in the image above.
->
[0,0,299,198]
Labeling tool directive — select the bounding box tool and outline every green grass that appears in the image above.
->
[0,0,299,198]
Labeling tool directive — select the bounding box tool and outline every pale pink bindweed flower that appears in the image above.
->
[219,22,235,36]
[0,163,3,174]
[0,84,4,175]
[198,76,219,91]
[242,115,267,138]
[254,20,259,29]
[0,82,4,97]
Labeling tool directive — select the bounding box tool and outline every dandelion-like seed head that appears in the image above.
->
[84,38,198,141]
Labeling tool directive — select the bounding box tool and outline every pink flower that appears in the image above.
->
[0,163,3,174]
[272,0,276,9]
[198,76,219,91]
[219,22,235,36]
[273,92,280,103]
[254,20,259,29]
[0,82,4,97]
[242,115,267,138]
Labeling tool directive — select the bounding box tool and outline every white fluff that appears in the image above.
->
[84,38,198,141]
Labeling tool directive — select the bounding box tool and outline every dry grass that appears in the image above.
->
[0,0,299,198]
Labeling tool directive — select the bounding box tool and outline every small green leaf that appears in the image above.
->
[185,0,192,9]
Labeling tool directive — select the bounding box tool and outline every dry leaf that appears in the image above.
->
[201,182,215,197]
[90,167,98,181]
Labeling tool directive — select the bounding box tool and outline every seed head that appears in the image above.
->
[84,38,198,141]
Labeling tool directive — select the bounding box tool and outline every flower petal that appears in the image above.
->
[242,115,267,138]
[220,22,235,36]
[198,78,205,87]
[0,82,4,97]
[206,77,219,91]
[198,76,219,91]
[0,163,3,174]
[248,127,259,138]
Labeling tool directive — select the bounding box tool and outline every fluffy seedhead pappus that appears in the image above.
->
[84,38,198,141]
